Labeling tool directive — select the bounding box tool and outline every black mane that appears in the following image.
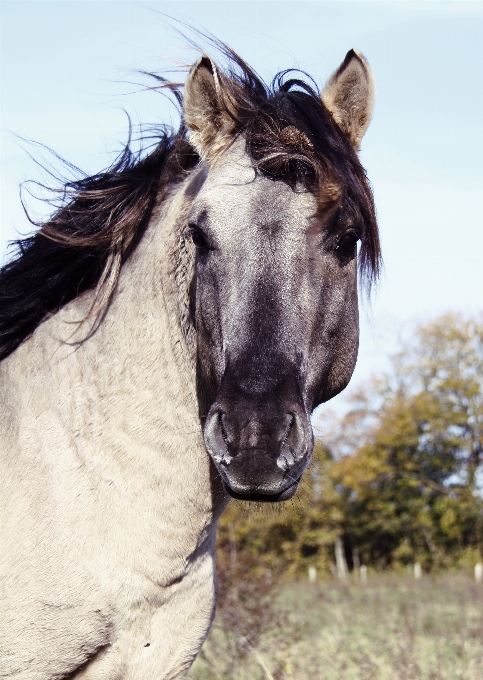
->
[0,129,198,361]
[0,43,380,362]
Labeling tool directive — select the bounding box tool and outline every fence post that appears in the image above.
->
[308,566,317,583]
[414,562,422,580]
[335,536,348,580]
[475,563,483,583]
[360,565,367,585]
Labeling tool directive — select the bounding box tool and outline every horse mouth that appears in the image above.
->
[223,475,302,503]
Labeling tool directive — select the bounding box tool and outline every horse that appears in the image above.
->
[0,43,380,679]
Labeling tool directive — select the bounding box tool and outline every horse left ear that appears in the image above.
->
[322,50,375,151]
[184,56,238,159]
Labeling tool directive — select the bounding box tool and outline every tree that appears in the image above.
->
[330,313,483,569]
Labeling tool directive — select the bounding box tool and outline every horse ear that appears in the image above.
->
[184,56,237,159]
[321,50,375,150]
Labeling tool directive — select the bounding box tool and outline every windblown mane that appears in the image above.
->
[0,42,380,362]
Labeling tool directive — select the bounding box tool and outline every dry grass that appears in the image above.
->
[188,572,483,680]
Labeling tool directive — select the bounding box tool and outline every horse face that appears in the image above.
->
[183,51,375,501]
[188,141,359,501]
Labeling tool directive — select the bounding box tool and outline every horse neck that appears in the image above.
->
[47,176,225,526]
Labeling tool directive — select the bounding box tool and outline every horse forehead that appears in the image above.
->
[200,140,318,225]
[204,137,255,187]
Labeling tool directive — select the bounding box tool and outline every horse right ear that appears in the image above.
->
[184,56,238,160]
[321,50,375,151]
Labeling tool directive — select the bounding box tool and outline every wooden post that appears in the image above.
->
[360,565,367,585]
[335,536,348,580]
[308,566,317,583]
[475,563,483,582]
[414,562,422,580]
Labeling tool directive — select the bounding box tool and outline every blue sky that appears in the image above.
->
[1,1,482,410]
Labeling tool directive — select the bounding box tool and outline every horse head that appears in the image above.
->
[183,51,379,502]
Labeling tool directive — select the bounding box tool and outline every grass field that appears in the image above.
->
[188,572,483,680]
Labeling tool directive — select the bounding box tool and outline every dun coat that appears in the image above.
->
[0,44,379,679]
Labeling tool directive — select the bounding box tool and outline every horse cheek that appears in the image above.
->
[308,266,359,407]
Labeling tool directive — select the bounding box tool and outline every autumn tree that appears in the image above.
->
[331,313,483,569]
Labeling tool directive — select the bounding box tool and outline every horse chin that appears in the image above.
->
[223,476,301,503]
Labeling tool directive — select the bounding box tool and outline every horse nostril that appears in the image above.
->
[204,408,232,466]
[282,413,295,447]
[277,411,307,471]
[219,412,230,447]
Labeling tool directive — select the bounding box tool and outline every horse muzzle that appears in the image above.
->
[203,389,313,502]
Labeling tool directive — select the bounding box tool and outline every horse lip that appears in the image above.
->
[222,475,302,503]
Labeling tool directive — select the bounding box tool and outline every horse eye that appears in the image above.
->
[189,225,209,250]
[335,233,359,257]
